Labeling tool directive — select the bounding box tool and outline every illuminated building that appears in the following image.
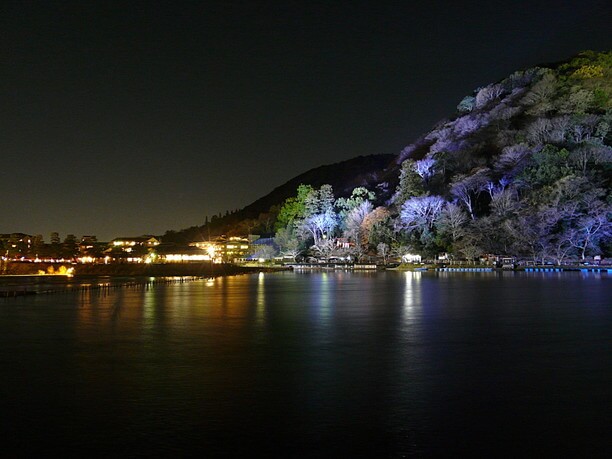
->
[109,236,160,251]
[105,235,160,262]
[77,236,107,262]
[0,233,33,258]
[190,236,250,263]
[153,244,213,263]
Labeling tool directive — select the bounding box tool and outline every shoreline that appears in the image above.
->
[1,261,289,278]
[0,263,290,297]
[3,260,610,277]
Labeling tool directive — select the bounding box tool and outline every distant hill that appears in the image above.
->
[239,154,396,217]
[163,153,396,242]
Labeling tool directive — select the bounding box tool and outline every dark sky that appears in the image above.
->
[2,0,610,241]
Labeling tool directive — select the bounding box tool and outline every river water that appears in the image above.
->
[0,271,609,457]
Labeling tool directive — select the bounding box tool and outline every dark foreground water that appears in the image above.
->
[0,271,610,457]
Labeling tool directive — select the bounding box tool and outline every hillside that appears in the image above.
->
[166,50,611,262]
[379,50,612,260]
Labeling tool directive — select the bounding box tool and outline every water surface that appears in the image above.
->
[0,271,609,456]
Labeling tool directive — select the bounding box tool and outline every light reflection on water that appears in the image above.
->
[315,271,332,324]
[0,271,609,456]
[256,272,265,327]
[402,271,421,314]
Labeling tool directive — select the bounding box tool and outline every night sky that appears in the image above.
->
[2,1,610,241]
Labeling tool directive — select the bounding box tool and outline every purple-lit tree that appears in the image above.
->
[548,229,577,265]
[475,83,505,108]
[343,200,374,260]
[450,172,488,220]
[428,127,456,154]
[435,202,468,243]
[452,114,487,137]
[569,144,611,175]
[571,211,612,260]
[336,187,376,225]
[526,116,571,145]
[497,144,531,173]
[251,244,277,261]
[490,188,519,217]
[570,114,599,143]
[298,211,337,247]
[399,195,446,233]
[413,158,436,183]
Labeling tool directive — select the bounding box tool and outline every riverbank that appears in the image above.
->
[0,262,290,297]
[1,261,289,277]
[282,262,612,273]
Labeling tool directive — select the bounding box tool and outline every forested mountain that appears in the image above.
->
[163,153,395,242]
[167,51,612,263]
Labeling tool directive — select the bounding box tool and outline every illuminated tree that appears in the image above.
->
[377,242,390,264]
[457,95,475,113]
[490,188,519,217]
[569,143,611,175]
[522,70,556,116]
[435,202,468,243]
[526,117,571,145]
[475,83,505,108]
[251,244,277,261]
[455,235,483,264]
[571,210,612,260]
[497,144,531,173]
[450,172,487,220]
[399,195,446,232]
[452,114,488,137]
[344,200,373,260]
[558,87,595,114]
[504,214,552,264]
[428,127,456,154]
[548,229,577,265]
[274,226,301,261]
[336,187,375,225]
[275,184,315,230]
[277,184,341,256]
[310,237,338,260]
[297,210,337,247]
[413,158,436,183]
